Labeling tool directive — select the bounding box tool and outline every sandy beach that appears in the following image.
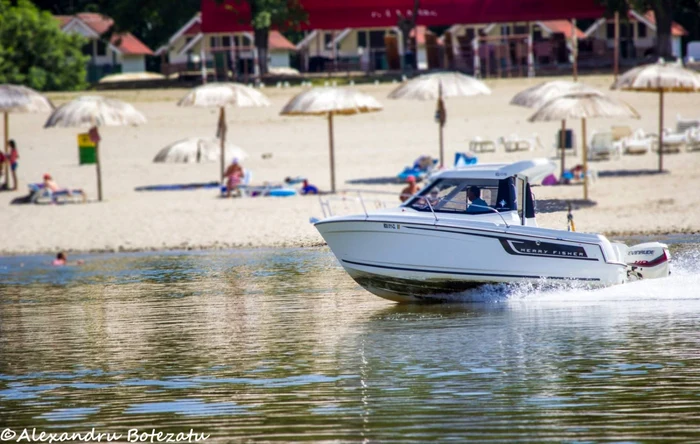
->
[1,74,699,256]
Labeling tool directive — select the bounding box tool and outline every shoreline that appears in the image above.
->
[1,228,698,257]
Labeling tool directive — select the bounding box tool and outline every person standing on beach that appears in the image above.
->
[7,140,19,191]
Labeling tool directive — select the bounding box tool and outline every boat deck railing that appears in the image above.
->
[423,198,512,228]
[319,189,398,219]
[317,190,512,228]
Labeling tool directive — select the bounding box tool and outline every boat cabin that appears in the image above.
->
[402,159,556,226]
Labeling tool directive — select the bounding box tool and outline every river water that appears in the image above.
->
[1,240,700,442]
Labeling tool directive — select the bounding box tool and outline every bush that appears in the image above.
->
[0,0,89,91]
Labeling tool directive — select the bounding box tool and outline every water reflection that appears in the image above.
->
[1,246,700,442]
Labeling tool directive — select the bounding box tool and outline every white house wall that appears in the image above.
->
[122,55,146,72]
[269,51,290,68]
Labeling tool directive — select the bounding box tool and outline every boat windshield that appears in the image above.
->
[406,177,517,214]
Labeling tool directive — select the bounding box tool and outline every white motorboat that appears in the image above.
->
[313,159,670,303]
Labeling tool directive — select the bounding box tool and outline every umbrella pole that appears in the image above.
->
[328,112,336,193]
[582,118,588,200]
[560,119,566,180]
[3,112,8,189]
[219,107,226,182]
[658,89,664,172]
[95,139,103,202]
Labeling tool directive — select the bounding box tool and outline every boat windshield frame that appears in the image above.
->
[404,177,516,215]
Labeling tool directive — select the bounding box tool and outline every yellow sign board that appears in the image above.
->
[78,133,96,165]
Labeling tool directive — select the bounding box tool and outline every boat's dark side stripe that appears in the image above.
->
[404,225,599,262]
[342,259,602,282]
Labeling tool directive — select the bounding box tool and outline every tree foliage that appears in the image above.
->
[0,0,88,91]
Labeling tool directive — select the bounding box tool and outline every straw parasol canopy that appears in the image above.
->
[44,95,147,201]
[388,71,491,167]
[153,137,248,164]
[612,60,700,172]
[178,82,270,182]
[0,84,54,189]
[280,87,383,193]
[511,81,603,178]
[528,92,640,199]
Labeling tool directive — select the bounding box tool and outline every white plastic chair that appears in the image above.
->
[621,129,654,155]
[588,132,620,160]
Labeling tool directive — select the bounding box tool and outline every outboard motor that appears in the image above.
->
[625,242,671,280]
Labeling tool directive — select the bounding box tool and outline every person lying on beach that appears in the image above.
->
[52,252,84,266]
[42,173,87,202]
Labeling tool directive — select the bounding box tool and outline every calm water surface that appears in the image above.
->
[1,240,700,443]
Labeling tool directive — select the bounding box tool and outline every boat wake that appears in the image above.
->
[443,247,700,304]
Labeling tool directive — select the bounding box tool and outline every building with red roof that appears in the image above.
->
[584,10,688,59]
[56,13,154,82]
[155,13,297,78]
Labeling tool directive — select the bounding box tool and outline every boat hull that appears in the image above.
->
[316,217,627,302]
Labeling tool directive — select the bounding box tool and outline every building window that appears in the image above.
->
[210,36,219,48]
[514,25,527,35]
[466,28,475,42]
[501,25,511,36]
[82,41,93,56]
[638,22,647,38]
[369,30,385,48]
[96,39,106,56]
[357,31,367,48]
[606,23,615,38]
[324,32,332,46]
[222,36,231,48]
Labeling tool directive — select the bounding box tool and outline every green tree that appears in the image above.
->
[216,0,307,75]
[0,0,88,90]
[30,0,201,55]
[600,0,700,59]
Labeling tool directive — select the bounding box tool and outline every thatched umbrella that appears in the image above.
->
[153,137,248,164]
[0,84,54,189]
[44,95,147,201]
[388,71,491,167]
[280,87,383,193]
[528,92,640,199]
[612,60,700,172]
[511,81,603,178]
[177,82,270,181]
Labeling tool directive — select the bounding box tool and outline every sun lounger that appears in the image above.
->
[28,183,86,204]
[676,114,700,133]
[686,127,700,152]
[499,134,539,153]
[397,155,438,182]
[653,129,686,154]
[588,132,621,160]
[468,136,496,153]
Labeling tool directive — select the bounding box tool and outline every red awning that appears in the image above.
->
[201,0,605,33]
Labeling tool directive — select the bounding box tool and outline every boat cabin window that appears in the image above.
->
[406,177,517,214]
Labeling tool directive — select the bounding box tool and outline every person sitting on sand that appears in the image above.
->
[400,176,420,202]
[52,252,84,266]
[300,179,318,195]
[224,158,244,198]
